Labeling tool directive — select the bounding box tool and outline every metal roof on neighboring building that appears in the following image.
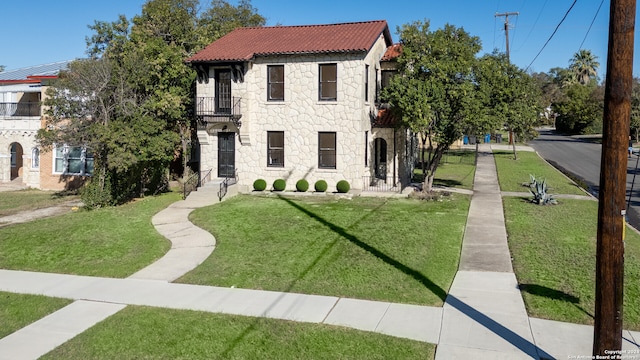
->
[0,60,74,82]
[187,20,393,63]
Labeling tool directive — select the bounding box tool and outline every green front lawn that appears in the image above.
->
[0,189,79,217]
[494,151,587,195]
[42,306,434,360]
[180,194,470,306]
[414,150,476,189]
[0,292,71,339]
[0,192,180,277]
[504,197,640,330]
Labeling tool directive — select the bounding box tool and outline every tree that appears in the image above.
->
[39,0,265,206]
[630,78,640,142]
[0,65,5,72]
[382,21,483,192]
[476,52,541,159]
[197,0,265,48]
[569,49,600,85]
[554,82,604,134]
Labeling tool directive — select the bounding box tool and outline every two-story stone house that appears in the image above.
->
[0,60,93,190]
[186,20,415,192]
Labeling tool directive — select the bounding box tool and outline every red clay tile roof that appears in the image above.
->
[374,108,401,128]
[381,44,402,61]
[187,20,393,63]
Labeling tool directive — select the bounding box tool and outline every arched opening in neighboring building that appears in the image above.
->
[374,138,387,181]
[10,142,24,181]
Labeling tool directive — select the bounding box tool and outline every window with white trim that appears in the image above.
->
[54,145,94,175]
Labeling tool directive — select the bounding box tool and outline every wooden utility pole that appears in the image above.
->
[594,0,635,356]
[495,12,519,61]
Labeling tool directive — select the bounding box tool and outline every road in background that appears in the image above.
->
[528,128,640,230]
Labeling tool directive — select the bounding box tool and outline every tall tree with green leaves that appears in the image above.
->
[476,52,541,159]
[382,21,483,192]
[569,49,600,85]
[630,78,640,142]
[39,0,265,206]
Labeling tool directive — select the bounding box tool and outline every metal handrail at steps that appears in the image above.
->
[218,169,238,201]
[182,169,212,200]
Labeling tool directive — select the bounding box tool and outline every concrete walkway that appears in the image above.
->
[1,147,640,359]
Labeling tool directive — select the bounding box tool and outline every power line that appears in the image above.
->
[517,0,548,52]
[579,0,606,50]
[525,0,578,72]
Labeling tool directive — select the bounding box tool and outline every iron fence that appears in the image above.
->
[362,175,402,193]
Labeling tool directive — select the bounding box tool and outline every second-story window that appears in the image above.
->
[319,64,337,101]
[268,65,284,101]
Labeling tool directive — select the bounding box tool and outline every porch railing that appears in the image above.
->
[0,102,41,117]
[362,175,403,193]
[218,169,238,201]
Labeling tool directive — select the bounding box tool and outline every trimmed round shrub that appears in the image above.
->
[253,179,267,191]
[273,179,286,191]
[336,180,350,193]
[296,179,309,192]
[314,180,328,192]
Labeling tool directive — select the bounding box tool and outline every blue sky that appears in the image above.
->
[0,0,633,78]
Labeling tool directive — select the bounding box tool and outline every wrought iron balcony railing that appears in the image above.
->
[195,97,241,119]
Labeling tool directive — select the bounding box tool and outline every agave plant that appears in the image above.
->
[527,175,558,205]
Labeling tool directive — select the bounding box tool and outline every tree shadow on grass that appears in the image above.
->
[519,283,594,319]
[222,195,553,359]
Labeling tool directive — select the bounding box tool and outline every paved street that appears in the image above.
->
[529,128,640,230]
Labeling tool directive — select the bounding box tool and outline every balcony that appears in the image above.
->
[0,102,41,117]
[195,97,242,128]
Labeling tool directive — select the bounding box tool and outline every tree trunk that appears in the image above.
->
[424,172,434,192]
[511,129,519,160]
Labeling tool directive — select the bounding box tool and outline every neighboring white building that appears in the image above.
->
[187,20,415,192]
[0,60,93,190]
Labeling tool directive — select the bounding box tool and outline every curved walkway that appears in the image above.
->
[1,147,640,359]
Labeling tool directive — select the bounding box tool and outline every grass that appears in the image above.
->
[0,292,71,339]
[0,192,180,277]
[414,150,476,189]
[42,306,434,360]
[0,189,79,217]
[503,197,640,330]
[179,194,470,306]
[493,150,587,195]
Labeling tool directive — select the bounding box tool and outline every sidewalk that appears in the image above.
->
[0,146,639,359]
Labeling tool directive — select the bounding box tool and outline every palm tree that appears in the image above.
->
[569,49,600,85]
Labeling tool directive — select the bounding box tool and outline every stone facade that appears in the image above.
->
[195,34,413,192]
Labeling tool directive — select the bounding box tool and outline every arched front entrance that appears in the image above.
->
[374,138,387,180]
[10,142,23,181]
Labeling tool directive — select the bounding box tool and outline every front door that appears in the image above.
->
[215,69,232,114]
[218,132,235,178]
[374,138,387,180]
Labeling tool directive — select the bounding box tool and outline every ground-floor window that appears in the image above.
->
[31,148,39,168]
[267,131,284,167]
[54,145,94,175]
[318,132,336,169]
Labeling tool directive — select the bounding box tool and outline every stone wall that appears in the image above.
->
[195,35,403,192]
